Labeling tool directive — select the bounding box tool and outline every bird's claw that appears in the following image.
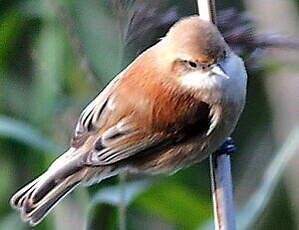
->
[214,137,236,156]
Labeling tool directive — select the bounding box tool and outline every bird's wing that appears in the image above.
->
[70,53,215,166]
[82,116,175,165]
[71,76,121,148]
[73,100,212,167]
[70,83,213,166]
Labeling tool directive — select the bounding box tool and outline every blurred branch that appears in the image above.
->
[123,4,178,47]
[50,0,100,88]
[217,8,299,70]
[115,1,299,70]
[114,0,178,55]
[218,8,299,50]
[196,1,236,230]
[246,1,299,228]
[237,126,299,229]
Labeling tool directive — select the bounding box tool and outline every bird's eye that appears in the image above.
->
[187,61,198,68]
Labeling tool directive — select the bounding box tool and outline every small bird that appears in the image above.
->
[10,16,247,225]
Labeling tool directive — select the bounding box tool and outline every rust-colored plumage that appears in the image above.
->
[10,16,247,226]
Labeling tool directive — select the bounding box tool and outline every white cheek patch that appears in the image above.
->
[180,71,220,90]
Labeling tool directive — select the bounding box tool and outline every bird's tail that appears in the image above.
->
[10,148,88,226]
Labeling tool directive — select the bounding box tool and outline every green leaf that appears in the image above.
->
[0,116,63,153]
[19,0,44,19]
[136,181,212,230]
[0,10,24,69]
[90,180,150,206]
[87,179,150,229]
[73,0,122,83]
[30,8,66,126]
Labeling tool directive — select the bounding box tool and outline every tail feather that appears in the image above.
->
[10,177,40,209]
[10,148,86,226]
[10,172,81,226]
[10,148,118,226]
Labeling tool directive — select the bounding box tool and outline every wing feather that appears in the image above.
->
[85,135,171,165]
[70,63,215,167]
[80,102,213,166]
[71,76,121,148]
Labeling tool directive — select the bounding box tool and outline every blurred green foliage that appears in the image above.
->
[1,0,299,229]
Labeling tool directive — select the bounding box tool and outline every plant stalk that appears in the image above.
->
[196,1,236,229]
[196,0,217,24]
[210,153,236,230]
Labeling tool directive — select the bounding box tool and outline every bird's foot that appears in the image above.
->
[214,137,236,156]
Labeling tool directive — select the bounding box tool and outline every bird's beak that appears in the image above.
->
[211,63,230,79]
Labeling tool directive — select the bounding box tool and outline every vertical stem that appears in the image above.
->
[119,173,127,230]
[196,0,217,24]
[196,1,236,230]
[210,154,236,230]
